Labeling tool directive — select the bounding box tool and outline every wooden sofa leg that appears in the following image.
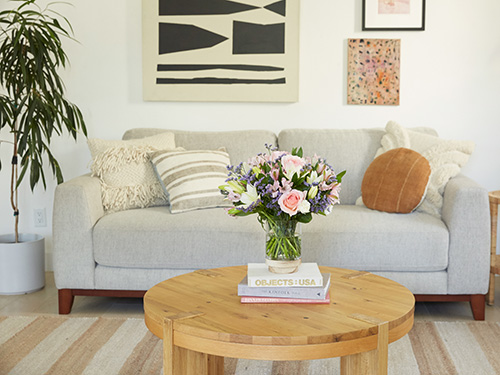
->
[415,294,486,321]
[58,289,75,315]
[470,294,485,321]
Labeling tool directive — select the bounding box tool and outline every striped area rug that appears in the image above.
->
[0,316,499,375]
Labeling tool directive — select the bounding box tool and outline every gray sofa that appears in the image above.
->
[53,128,490,319]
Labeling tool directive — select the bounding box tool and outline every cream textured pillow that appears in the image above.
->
[150,149,232,214]
[88,132,176,212]
[360,121,474,217]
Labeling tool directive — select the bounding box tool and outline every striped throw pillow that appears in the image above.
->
[151,149,232,213]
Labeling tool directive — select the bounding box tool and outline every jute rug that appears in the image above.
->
[0,316,499,375]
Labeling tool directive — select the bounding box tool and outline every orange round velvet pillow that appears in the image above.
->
[361,148,431,213]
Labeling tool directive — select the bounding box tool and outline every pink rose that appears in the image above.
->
[279,189,309,216]
[281,155,306,178]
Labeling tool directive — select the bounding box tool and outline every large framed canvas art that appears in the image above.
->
[142,0,300,102]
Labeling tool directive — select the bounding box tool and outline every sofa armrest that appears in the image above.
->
[441,174,490,294]
[53,174,104,289]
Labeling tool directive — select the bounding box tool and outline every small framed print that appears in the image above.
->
[347,39,400,105]
[362,0,425,31]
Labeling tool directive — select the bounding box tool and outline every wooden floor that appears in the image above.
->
[1,273,500,322]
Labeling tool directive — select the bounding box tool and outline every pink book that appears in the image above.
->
[240,292,330,304]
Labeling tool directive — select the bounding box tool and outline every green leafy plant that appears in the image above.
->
[0,0,87,241]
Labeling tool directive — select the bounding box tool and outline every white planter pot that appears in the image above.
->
[0,233,45,295]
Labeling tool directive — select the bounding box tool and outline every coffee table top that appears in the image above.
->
[144,266,415,360]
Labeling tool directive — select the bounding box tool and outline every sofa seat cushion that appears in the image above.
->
[94,204,449,273]
[302,205,449,272]
[93,207,265,269]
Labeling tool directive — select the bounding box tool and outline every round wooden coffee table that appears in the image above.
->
[144,266,414,375]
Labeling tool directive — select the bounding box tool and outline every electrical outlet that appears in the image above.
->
[34,208,47,227]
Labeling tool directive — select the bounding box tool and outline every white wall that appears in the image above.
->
[1,0,500,270]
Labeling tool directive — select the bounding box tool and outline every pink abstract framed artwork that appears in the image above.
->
[347,39,400,106]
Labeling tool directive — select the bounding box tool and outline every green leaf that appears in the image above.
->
[336,170,346,183]
[228,208,253,217]
[291,146,303,158]
[29,156,39,190]
[296,213,312,224]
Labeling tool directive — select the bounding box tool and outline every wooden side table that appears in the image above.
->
[488,191,500,305]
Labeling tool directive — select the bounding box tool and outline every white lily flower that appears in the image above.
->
[306,171,323,185]
[240,184,260,209]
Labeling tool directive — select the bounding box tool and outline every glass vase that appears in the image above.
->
[264,218,302,274]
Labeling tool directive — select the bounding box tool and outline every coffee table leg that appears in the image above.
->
[174,347,224,374]
[208,354,225,374]
[163,317,224,375]
[165,346,224,375]
[341,350,378,374]
[340,321,389,375]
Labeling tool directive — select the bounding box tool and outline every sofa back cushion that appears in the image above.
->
[278,127,437,205]
[123,128,278,167]
[278,128,386,204]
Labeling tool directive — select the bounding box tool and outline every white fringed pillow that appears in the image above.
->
[358,121,475,217]
[150,148,231,214]
[88,132,176,212]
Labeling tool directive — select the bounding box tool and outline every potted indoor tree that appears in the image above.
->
[0,0,87,294]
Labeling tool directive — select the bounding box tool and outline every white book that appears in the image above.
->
[238,273,331,299]
[247,263,323,287]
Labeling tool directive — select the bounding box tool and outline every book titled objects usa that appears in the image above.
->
[238,273,331,300]
[246,263,323,287]
[241,292,330,304]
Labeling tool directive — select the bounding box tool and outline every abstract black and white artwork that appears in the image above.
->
[142,0,300,102]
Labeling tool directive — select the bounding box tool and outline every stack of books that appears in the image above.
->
[238,263,331,304]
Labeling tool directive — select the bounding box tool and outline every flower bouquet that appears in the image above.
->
[219,145,345,273]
